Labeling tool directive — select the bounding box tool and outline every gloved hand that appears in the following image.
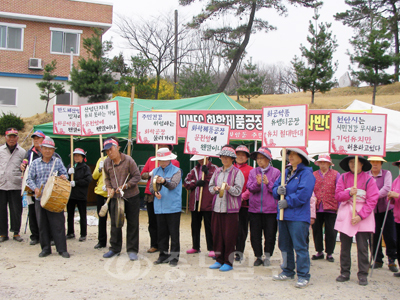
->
[102,185,107,192]
[278,199,288,209]
[201,165,209,175]
[68,167,75,175]
[70,181,76,187]
[98,161,104,172]
[195,180,205,187]
[149,171,153,177]
[277,185,286,195]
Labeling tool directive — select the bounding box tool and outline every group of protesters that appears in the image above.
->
[1,128,400,289]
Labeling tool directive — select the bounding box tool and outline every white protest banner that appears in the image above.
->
[262,105,308,148]
[53,105,81,135]
[80,101,120,136]
[329,112,387,156]
[184,121,230,157]
[136,111,178,145]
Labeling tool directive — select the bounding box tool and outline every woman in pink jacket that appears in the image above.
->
[387,159,400,278]
[334,156,379,286]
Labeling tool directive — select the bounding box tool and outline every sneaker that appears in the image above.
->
[209,262,222,269]
[128,252,138,261]
[254,258,264,266]
[295,278,310,288]
[272,273,294,281]
[311,253,324,260]
[336,275,350,282]
[219,264,233,272]
[13,235,23,242]
[186,248,200,254]
[388,259,399,272]
[358,277,368,286]
[0,236,9,242]
[147,247,158,253]
[208,251,215,258]
[103,250,120,258]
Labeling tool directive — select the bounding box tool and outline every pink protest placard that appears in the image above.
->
[184,121,230,157]
[53,105,81,135]
[136,111,178,145]
[329,112,387,156]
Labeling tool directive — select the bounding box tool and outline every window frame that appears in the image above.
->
[0,22,25,51]
[0,86,18,106]
[55,92,71,105]
[49,27,82,56]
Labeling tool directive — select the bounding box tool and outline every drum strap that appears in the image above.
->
[49,158,58,177]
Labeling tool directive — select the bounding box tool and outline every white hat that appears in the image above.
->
[151,147,177,161]
[190,155,206,161]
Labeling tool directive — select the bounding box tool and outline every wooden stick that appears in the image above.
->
[70,135,74,181]
[353,155,359,218]
[279,148,286,221]
[99,135,105,186]
[186,189,189,214]
[127,85,135,157]
[197,157,206,212]
[155,144,159,168]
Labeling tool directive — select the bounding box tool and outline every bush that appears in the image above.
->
[0,112,25,135]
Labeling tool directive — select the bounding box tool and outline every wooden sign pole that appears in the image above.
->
[99,135,105,186]
[197,157,206,212]
[353,155,359,218]
[70,135,74,181]
[127,85,135,157]
[279,148,286,221]
[155,144,159,168]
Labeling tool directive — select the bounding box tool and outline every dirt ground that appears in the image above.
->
[0,208,398,300]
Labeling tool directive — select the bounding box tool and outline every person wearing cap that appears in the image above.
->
[272,148,315,288]
[208,145,245,272]
[247,147,281,267]
[20,130,46,245]
[367,156,398,272]
[183,155,217,257]
[149,147,182,267]
[66,148,92,242]
[234,145,253,261]
[334,156,379,286]
[26,137,70,258]
[102,137,141,261]
[311,154,340,263]
[92,155,108,249]
[387,160,400,278]
[141,144,180,254]
[0,128,26,243]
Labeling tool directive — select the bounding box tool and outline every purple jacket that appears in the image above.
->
[247,166,281,214]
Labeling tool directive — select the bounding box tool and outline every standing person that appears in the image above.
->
[0,128,26,243]
[141,145,180,253]
[272,148,315,288]
[367,156,398,272]
[102,137,141,261]
[149,147,182,267]
[311,154,340,262]
[208,145,245,272]
[66,148,92,242]
[183,155,217,257]
[234,145,253,261]
[387,159,400,278]
[26,137,70,258]
[92,155,108,249]
[247,147,280,266]
[335,156,379,286]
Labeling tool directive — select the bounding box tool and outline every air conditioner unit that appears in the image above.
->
[28,58,43,70]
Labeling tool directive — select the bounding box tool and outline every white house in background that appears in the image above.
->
[0,0,113,118]
[338,72,352,88]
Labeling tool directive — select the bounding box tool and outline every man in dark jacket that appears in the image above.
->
[66,148,92,241]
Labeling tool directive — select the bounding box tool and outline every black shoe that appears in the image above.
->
[358,277,368,286]
[326,255,334,262]
[59,251,70,258]
[234,253,242,262]
[394,272,400,277]
[0,236,9,242]
[372,262,383,269]
[254,258,264,266]
[79,236,86,242]
[66,234,75,239]
[154,256,169,265]
[336,275,350,282]
[169,260,178,267]
[94,243,106,249]
[13,235,23,242]
[312,253,324,260]
[30,239,39,246]
[39,251,51,258]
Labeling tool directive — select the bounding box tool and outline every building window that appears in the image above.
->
[0,23,25,51]
[56,93,71,105]
[50,28,82,55]
[0,87,17,106]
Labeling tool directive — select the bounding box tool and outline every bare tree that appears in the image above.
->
[116,13,192,99]
[257,62,299,94]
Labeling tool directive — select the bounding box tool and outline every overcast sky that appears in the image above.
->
[103,0,354,80]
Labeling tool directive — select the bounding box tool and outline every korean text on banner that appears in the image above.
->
[184,121,230,157]
[80,101,120,136]
[136,111,178,145]
[53,105,81,135]
[329,112,387,156]
[262,105,308,148]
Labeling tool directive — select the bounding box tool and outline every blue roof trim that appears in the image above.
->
[0,72,68,81]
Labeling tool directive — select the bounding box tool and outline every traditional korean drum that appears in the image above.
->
[41,176,71,212]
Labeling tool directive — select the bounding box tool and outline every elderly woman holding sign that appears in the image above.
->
[334,156,379,286]
[208,145,245,272]
[272,147,315,289]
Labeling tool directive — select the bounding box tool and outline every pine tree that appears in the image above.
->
[69,28,115,103]
[36,60,65,113]
[237,60,264,103]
